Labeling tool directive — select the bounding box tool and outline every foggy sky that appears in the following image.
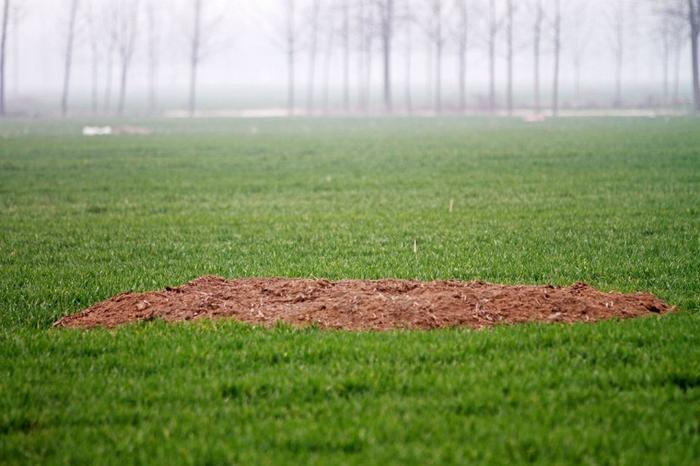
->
[3,0,692,113]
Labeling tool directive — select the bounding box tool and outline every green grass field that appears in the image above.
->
[1,117,699,465]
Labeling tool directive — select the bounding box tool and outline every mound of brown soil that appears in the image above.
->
[54,276,673,331]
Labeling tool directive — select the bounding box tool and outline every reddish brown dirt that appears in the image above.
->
[54,276,674,331]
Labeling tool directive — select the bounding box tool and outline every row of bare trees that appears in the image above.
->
[0,0,213,117]
[33,0,142,117]
[279,0,700,115]
[0,0,699,117]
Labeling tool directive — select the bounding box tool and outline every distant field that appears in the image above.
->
[1,117,699,464]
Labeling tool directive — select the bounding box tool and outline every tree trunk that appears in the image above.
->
[103,42,114,113]
[612,0,624,108]
[426,35,432,109]
[342,0,350,112]
[88,1,99,115]
[286,0,295,116]
[614,41,624,108]
[189,0,202,118]
[404,1,412,114]
[90,39,98,115]
[533,0,542,113]
[288,47,295,116]
[614,46,623,108]
[506,0,513,116]
[488,0,496,113]
[690,0,700,112]
[117,58,129,116]
[552,0,561,117]
[457,0,467,112]
[692,31,700,112]
[662,25,670,104]
[116,2,137,117]
[147,4,158,114]
[381,0,393,113]
[360,2,374,113]
[434,0,442,114]
[673,36,682,104]
[574,59,582,105]
[322,18,335,114]
[0,0,9,116]
[435,41,442,114]
[365,29,373,112]
[306,0,320,114]
[10,2,16,97]
[60,0,79,118]
[357,1,365,109]
[458,44,466,112]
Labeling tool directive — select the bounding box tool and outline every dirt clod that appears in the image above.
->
[53,276,674,331]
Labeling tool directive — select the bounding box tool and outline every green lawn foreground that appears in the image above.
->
[0,117,699,465]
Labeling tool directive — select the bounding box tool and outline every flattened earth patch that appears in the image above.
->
[54,276,674,330]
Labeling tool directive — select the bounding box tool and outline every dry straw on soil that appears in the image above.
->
[55,276,673,330]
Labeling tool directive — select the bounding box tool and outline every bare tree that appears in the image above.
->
[0,0,9,116]
[321,7,336,113]
[551,0,561,116]
[403,0,413,112]
[658,3,674,102]
[146,1,159,114]
[425,22,432,108]
[94,0,120,114]
[689,0,700,111]
[505,0,515,115]
[532,0,544,113]
[364,7,375,111]
[188,0,203,117]
[86,0,102,115]
[102,15,117,113]
[8,1,22,97]
[671,8,687,103]
[376,0,394,112]
[649,0,687,105]
[455,0,470,112]
[60,0,80,117]
[607,0,628,108]
[569,0,590,106]
[341,0,350,111]
[115,0,139,116]
[178,1,225,116]
[661,0,697,108]
[356,0,366,109]
[285,0,297,115]
[357,0,375,112]
[487,0,500,112]
[305,0,322,114]
[426,0,445,113]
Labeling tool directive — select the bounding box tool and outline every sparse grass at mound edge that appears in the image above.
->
[1,313,699,466]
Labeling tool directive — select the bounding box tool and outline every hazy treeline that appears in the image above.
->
[0,0,699,117]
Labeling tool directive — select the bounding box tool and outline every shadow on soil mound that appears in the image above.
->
[54,276,674,331]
